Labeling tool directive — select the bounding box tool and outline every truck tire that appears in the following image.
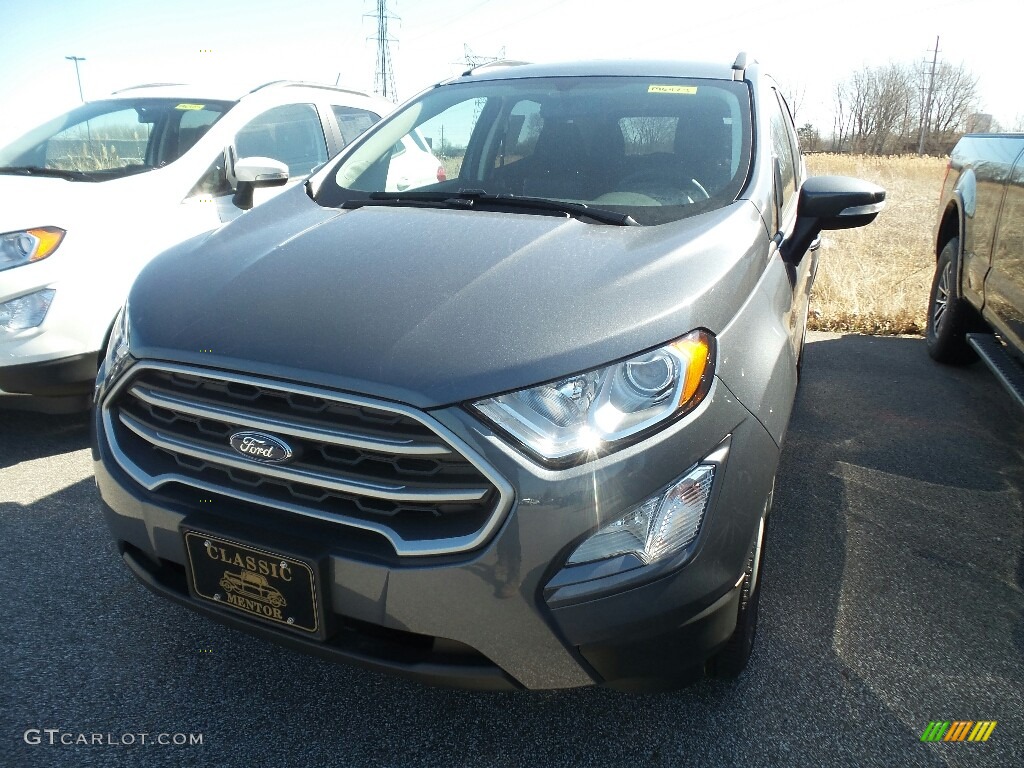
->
[926,238,979,365]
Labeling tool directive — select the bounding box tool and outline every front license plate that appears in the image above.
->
[183,531,321,637]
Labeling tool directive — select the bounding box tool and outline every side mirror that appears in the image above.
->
[781,175,886,264]
[232,157,290,211]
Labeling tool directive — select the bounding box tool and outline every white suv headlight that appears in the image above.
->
[0,227,65,272]
[472,330,715,464]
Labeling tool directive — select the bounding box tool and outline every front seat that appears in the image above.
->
[674,102,733,195]
[521,119,590,199]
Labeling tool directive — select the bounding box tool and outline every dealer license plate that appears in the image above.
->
[183,531,322,637]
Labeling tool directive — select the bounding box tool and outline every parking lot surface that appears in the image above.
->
[2,332,1022,767]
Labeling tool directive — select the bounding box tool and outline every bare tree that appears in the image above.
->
[832,81,853,151]
[873,64,915,154]
[621,117,676,154]
[781,81,806,124]
[922,61,980,152]
[834,64,912,154]
[828,60,978,155]
[797,123,821,152]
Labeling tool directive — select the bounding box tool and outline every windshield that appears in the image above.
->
[0,98,234,181]
[316,76,752,225]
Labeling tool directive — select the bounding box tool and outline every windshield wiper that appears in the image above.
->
[358,190,638,226]
[0,165,95,181]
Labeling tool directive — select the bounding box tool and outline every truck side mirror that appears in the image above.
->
[781,175,886,264]
[232,157,290,211]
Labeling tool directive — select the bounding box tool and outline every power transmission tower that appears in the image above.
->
[461,45,506,71]
[366,0,398,101]
[917,36,940,155]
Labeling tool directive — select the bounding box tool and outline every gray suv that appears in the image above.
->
[93,56,884,691]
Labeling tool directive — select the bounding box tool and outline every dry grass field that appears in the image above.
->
[805,154,949,335]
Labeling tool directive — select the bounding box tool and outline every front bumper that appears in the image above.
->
[0,352,97,397]
[0,254,119,397]
[93,372,779,691]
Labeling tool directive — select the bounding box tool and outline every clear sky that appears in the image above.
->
[0,0,1018,147]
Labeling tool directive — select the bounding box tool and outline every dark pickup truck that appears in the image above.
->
[928,134,1024,407]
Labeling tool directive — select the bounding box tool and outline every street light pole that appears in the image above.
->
[65,56,86,102]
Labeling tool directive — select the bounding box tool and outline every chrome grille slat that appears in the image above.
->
[117,410,490,503]
[128,383,452,456]
[101,362,513,557]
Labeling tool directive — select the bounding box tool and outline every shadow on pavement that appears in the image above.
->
[0,407,91,470]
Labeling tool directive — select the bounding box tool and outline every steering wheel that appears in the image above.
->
[616,169,710,203]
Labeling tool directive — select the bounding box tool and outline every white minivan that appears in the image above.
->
[0,81,399,411]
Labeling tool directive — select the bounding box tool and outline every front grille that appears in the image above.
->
[102,363,512,556]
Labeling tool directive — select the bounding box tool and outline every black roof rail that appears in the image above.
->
[110,83,187,94]
[731,52,749,81]
[461,59,532,77]
[246,80,371,98]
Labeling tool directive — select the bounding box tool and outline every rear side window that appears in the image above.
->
[332,106,380,147]
[619,117,677,156]
[236,103,328,177]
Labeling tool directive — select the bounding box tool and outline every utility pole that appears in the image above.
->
[917,36,939,156]
[65,55,86,102]
[366,0,398,101]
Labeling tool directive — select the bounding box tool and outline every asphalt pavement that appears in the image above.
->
[2,332,1022,767]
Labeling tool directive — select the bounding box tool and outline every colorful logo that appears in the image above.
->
[920,721,996,742]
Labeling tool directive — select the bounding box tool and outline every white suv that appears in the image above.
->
[0,81,394,411]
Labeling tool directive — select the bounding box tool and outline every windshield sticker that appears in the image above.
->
[647,85,698,95]
[175,103,206,111]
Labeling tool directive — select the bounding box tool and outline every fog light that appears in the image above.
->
[568,464,715,566]
[0,289,56,332]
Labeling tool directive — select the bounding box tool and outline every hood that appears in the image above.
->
[129,188,771,409]
[0,173,166,232]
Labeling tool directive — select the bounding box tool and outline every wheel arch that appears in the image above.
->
[936,200,962,259]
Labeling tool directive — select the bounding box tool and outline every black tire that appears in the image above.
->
[707,514,767,679]
[926,237,980,365]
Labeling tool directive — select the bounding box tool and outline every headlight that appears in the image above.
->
[0,289,56,332]
[98,304,132,391]
[0,227,65,272]
[472,329,715,464]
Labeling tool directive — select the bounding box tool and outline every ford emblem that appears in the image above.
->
[229,431,294,463]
